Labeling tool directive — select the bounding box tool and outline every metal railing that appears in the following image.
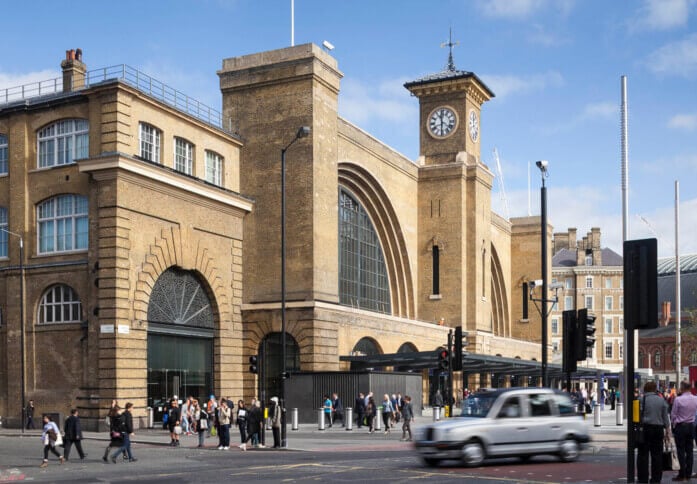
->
[0,65,224,131]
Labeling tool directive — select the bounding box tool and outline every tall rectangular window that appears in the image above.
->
[205,150,223,186]
[585,296,593,310]
[0,207,7,257]
[0,134,7,175]
[565,296,574,310]
[551,318,559,335]
[619,343,624,359]
[605,296,613,310]
[605,277,612,289]
[565,277,573,289]
[605,318,612,334]
[432,245,440,295]
[619,296,624,310]
[174,137,194,175]
[139,123,161,163]
[585,276,593,288]
[605,342,613,359]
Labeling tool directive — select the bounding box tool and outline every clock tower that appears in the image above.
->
[404,44,494,166]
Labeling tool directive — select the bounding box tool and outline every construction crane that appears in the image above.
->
[492,148,510,219]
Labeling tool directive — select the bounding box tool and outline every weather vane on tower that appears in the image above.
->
[441,27,460,72]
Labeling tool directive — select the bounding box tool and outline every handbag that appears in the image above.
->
[174,425,183,435]
[199,418,208,430]
[210,425,217,437]
[663,437,680,471]
[110,430,122,439]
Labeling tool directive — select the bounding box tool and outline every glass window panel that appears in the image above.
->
[37,195,88,254]
[0,134,7,174]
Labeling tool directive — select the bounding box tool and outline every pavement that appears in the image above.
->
[0,407,629,454]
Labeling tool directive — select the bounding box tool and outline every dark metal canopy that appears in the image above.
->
[340,351,600,379]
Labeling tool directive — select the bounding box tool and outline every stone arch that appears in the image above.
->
[338,163,415,318]
[490,244,508,337]
[352,336,383,356]
[397,342,419,353]
[133,226,229,326]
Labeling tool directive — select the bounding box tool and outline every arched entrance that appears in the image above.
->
[259,333,300,404]
[146,267,215,411]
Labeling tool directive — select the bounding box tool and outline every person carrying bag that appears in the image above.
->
[636,381,671,483]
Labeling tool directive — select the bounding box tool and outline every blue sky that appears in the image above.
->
[2,0,696,258]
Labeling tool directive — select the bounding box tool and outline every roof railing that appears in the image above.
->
[0,65,225,131]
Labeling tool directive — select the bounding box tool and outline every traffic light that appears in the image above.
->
[249,355,258,374]
[562,310,577,374]
[437,349,449,371]
[453,326,463,371]
[624,238,658,329]
[576,308,596,361]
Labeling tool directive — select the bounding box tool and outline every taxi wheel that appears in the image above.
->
[422,457,439,467]
[462,440,485,467]
[559,437,579,462]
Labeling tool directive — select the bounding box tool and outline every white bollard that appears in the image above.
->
[434,406,441,421]
[292,408,298,431]
[345,407,353,431]
[318,408,325,430]
[594,403,601,427]
[375,409,382,431]
[616,402,624,426]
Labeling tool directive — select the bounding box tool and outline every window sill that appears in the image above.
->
[33,321,85,332]
[428,294,442,300]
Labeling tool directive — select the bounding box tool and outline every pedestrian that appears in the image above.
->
[63,408,86,461]
[670,381,697,481]
[610,387,616,411]
[217,399,231,450]
[354,393,366,428]
[400,395,415,441]
[103,405,124,462]
[168,398,181,447]
[243,399,262,449]
[40,415,64,467]
[391,394,400,423]
[111,402,137,463]
[332,393,344,427]
[381,394,395,434]
[433,389,444,408]
[323,394,333,427]
[636,381,670,483]
[26,400,36,429]
[366,396,377,433]
[194,400,208,448]
[206,394,217,438]
[270,396,281,448]
[236,400,248,450]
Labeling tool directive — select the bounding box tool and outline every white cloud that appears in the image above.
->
[476,0,575,19]
[580,102,617,121]
[0,69,61,98]
[645,33,697,78]
[482,71,564,100]
[527,24,569,46]
[339,77,416,126]
[669,113,697,130]
[629,0,695,32]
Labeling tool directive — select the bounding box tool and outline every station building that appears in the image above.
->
[0,44,549,428]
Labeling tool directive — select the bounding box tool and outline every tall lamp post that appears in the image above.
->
[536,160,549,387]
[280,126,311,448]
[2,227,25,432]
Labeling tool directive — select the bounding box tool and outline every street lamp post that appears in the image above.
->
[536,160,549,387]
[1,228,25,432]
[280,126,311,448]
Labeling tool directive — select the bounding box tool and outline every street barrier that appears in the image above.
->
[292,408,298,431]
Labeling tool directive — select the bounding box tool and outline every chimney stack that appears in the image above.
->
[661,301,672,326]
[61,49,87,92]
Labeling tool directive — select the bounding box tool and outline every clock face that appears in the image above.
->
[428,107,457,138]
[468,110,479,142]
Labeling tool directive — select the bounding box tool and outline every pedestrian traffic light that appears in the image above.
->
[624,238,658,329]
[437,349,449,371]
[562,310,577,374]
[576,308,596,361]
[249,355,258,374]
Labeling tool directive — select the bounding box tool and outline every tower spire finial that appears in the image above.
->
[440,27,460,71]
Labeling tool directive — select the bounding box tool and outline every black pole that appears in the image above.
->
[281,146,287,449]
[260,341,266,447]
[447,329,453,416]
[626,301,636,481]
[20,238,25,433]
[541,180,548,387]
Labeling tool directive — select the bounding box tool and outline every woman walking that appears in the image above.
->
[270,397,281,448]
[236,400,248,450]
[104,406,125,462]
[381,394,395,434]
[366,396,377,433]
[194,400,208,448]
[40,415,64,467]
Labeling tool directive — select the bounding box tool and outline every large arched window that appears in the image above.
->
[339,189,390,314]
[38,119,89,168]
[0,207,7,258]
[38,284,82,324]
[37,195,88,254]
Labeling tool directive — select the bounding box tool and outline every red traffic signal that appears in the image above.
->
[437,349,449,371]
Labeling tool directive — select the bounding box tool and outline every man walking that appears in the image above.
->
[670,381,697,481]
[63,408,86,461]
[26,400,36,429]
[354,393,365,428]
[400,395,415,441]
